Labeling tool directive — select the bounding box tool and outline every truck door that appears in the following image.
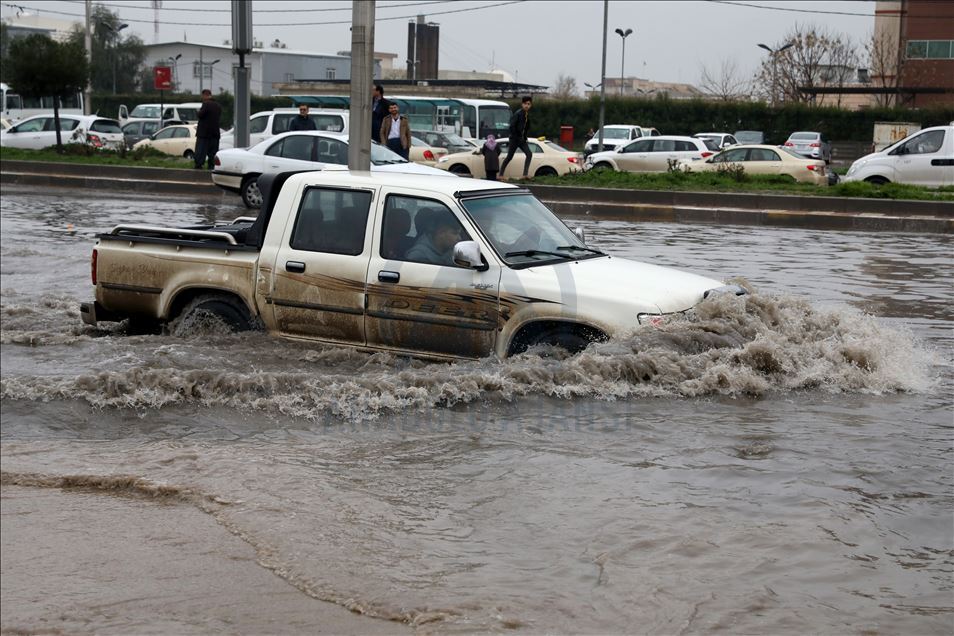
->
[268,185,374,346]
[893,129,950,187]
[365,192,500,359]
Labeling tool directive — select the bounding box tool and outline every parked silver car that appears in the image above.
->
[784,131,832,163]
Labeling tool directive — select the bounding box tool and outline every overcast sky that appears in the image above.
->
[3,0,879,87]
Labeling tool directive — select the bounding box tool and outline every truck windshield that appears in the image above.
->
[599,128,631,139]
[130,105,161,118]
[461,194,603,266]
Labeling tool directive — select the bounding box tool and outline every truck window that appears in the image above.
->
[249,116,268,134]
[290,187,372,256]
[381,195,471,267]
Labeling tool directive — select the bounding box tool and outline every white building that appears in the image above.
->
[144,42,382,96]
[1,13,81,42]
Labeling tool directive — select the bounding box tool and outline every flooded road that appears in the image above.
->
[1,186,952,634]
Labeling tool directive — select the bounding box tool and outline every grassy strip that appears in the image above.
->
[532,169,954,201]
[1,146,192,169]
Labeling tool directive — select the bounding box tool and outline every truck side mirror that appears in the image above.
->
[453,241,487,270]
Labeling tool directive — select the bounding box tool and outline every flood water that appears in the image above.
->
[1,186,952,634]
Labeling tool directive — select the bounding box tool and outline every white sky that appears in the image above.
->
[2,0,879,87]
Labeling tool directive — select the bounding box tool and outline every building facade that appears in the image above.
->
[143,42,380,96]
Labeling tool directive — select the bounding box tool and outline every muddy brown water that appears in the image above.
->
[1,186,952,634]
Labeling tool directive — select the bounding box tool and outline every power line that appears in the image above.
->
[4,1,526,26]
[703,0,949,18]
[61,0,454,13]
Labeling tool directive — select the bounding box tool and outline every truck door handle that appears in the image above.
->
[378,270,400,283]
[285,261,305,273]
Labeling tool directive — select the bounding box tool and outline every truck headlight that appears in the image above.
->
[637,313,664,326]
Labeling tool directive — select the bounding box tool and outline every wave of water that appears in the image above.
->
[1,293,935,421]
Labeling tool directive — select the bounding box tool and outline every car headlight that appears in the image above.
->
[703,284,748,299]
[637,313,664,326]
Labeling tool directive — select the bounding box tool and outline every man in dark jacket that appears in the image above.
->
[194,89,222,170]
[499,96,532,178]
[288,104,318,131]
[371,84,389,142]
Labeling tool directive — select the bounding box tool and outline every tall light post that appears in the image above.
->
[757,41,794,107]
[584,81,601,96]
[103,22,128,94]
[168,53,182,92]
[597,0,608,153]
[614,27,632,96]
[208,59,220,92]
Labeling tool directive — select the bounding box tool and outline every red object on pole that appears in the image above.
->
[153,66,172,90]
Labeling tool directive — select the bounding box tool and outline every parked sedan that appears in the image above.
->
[678,144,828,185]
[842,125,953,187]
[584,135,718,173]
[213,131,452,208]
[784,131,832,163]
[693,132,738,150]
[132,124,198,158]
[0,114,124,150]
[409,136,448,167]
[435,137,582,178]
[412,130,477,154]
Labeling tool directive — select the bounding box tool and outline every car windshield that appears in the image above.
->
[370,142,408,165]
[735,131,763,143]
[701,138,720,151]
[461,194,602,266]
[90,119,123,133]
[545,141,570,152]
[130,105,160,118]
[789,132,818,141]
[600,128,631,139]
[443,132,469,145]
[779,147,810,160]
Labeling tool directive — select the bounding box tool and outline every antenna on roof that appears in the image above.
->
[151,0,161,44]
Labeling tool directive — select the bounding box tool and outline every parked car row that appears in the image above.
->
[0,114,124,150]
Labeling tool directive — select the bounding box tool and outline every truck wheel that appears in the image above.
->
[511,327,592,356]
[592,162,614,172]
[449,164,472,177]
[241,176,263,208]
[865,175,889,186]
[176,293,254,333]
[535,166,558,177]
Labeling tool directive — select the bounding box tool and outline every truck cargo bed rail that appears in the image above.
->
[109,224,239,245]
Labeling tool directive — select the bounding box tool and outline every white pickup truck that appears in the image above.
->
[81,171,741,360]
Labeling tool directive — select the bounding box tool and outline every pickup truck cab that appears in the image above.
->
[81,171,740,360]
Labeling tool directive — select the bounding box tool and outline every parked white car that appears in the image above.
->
[132,124,197,158]
[693,132,738,150]
[0,114,124,150]
[212,130,452,207]
[219,109,350,149]
[583,124,659,157]
[843,125,954,187]
[118,103,200,125]
[584,135,718,173]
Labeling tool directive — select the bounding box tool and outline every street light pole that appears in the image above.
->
[615,27,632,96]
[109,23,128,94]
[757,41,794,107]
[597,0,608,153]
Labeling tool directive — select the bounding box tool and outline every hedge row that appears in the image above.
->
[93,92,954,144]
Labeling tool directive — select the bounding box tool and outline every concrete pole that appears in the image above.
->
[348,1,375,171]
[199,48,204,94]
[84,0,92,115]
[597,0,608,152]
[232,0,251,148]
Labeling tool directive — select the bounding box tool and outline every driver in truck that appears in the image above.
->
[406,208,463,266]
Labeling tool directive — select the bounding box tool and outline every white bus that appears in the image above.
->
[284,94,513,141]
[1,82,85,122]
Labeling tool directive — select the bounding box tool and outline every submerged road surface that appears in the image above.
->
[1,186,952,634]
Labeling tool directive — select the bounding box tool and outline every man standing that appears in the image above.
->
[371,84,389,142]
[499,96,533,179]
[380,102,411,160]
[289,103,317,131]
[194,89,222,170]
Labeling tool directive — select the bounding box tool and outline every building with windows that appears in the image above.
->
[896,0,954,106]
[143,42,381,96]
[1,13,80,43]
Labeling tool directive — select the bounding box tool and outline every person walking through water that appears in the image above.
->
[288,103,317,131]
[380,102,411,160]
[194,89,222,170]
[474,134,501,181]
[499,96,532,179]
[371,84,389,142]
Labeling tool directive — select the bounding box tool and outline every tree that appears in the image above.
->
[68,5,146,94]
[699,58,752,101]
[0,23,10,82]
[866,29,900,108]
[754,23,861,104]
[552,74,578,99]
[7,34,89,151]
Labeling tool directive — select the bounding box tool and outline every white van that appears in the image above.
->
[583,125,659,157]
[219,108,350,149]
[118,103,202,125]
[843,125,954,188]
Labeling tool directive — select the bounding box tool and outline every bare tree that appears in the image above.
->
[551,73,578,99]
[754,23,860,104]
[866,28,900,107]
[699,58,752,101]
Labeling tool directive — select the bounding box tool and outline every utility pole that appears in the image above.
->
[231,0,252,148]
[84,0,92,114]
[597,0,608,153]
[348,1,374,171]
[199,48,204,94]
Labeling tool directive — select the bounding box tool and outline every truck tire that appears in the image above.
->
[510,326,594,356]
[176,293,254,333]
[865,175,889,186]
[241,176,263,208]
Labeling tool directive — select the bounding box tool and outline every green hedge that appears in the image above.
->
[506,95,954,144]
